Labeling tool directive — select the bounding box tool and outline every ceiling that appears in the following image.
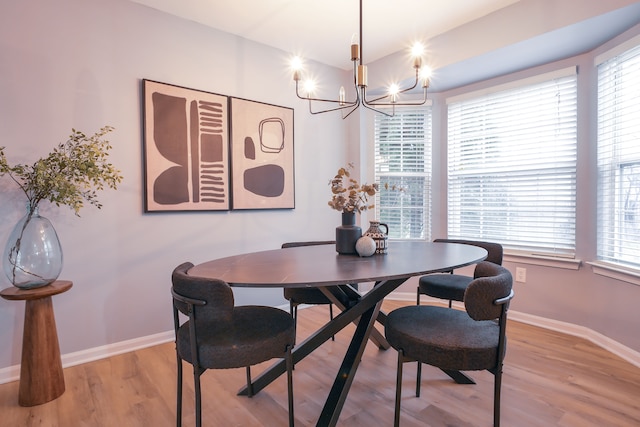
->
[129,0,520,69]
[128,0,640,92]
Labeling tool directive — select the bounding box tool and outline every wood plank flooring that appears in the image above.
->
[1,300,639,426]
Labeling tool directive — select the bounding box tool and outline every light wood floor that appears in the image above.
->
[1,300,639,426]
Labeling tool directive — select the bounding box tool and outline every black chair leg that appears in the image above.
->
[286,345,294,427]
[416,362,421,397]
[494,369,502,427]
[176,355,183,427]
[193,369,202,427]
[394,351,404,427]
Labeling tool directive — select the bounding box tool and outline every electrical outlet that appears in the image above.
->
[515,267,526,283]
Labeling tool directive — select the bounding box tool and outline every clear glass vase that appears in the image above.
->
[3,206,63,289]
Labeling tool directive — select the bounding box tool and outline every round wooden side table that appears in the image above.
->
[0,280,72,406]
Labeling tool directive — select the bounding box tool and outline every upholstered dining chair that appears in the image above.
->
[171,262,295,427]
[417,238,503,307]
[386,261,514,427]
[281,241,342,341]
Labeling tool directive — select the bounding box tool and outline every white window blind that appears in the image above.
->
[447,69,578,255]
[374,107,432,240]
[597,39,640,269]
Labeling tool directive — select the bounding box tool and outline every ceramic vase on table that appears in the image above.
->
[364,221,389,254]
[336,211,362,255]
[3,206,63,289]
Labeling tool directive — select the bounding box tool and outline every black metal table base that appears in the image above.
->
[238,278,406,426]
[237,277,474,426]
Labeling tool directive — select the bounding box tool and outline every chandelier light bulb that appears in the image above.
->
[411,42,425,69]
[291,56,304,81]
[350,33,360,61]
[420,66,432,88]
[303,80,316,97]
[389,83,400,103]
[291,56,303,69]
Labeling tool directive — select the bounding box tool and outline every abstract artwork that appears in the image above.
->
[143,80,230,211]
[230,97,295,210]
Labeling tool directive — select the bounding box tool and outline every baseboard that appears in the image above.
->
[506,311,640,369]
[0,306,293,386]
[391,291,640,369]
[0,330,174,385]
[2,298,638,385]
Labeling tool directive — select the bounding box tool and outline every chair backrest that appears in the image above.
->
[464,261,513,321]
[433,238,503,265]
[171,262,235,325]
[281,240,335,249]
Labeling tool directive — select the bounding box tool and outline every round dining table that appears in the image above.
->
[189,240,487,427]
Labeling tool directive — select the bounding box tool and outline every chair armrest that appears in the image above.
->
[172,288,207,306]
[494,290,514,306]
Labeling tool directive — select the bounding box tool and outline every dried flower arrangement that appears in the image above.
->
[328,163,379,213]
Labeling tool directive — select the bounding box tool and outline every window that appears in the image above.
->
[374,107,432,240]
[447,68,578,256]
[596,37,640,269]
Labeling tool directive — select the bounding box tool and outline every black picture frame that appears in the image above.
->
[143,79,231,212]
[229,97,295,210]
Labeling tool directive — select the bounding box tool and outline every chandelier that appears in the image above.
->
[291,0,431,119]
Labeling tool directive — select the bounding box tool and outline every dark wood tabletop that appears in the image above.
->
[188,240,487,287]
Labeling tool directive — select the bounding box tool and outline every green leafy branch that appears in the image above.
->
[0,126,123,215]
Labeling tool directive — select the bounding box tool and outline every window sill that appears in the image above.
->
[587,261,640,287]
[503,252,582,270]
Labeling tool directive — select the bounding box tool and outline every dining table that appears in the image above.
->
[188,240,487,426]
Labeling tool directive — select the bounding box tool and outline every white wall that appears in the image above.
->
[0,0,351,370]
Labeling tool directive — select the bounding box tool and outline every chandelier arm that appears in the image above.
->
[362,86,388,104]
[309,74,363,117]
[363,70,421,104]
[358,87,393,116]
[306,98,359,107]
[341,102,362,119]
[295,81,358,105]
[366,92,394,104]
[396,75,420,95]
[295,60,361,104]
[340,83,364,118]
[362,101,394,117]
[308,99,360,115]
[364,88,428,107]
